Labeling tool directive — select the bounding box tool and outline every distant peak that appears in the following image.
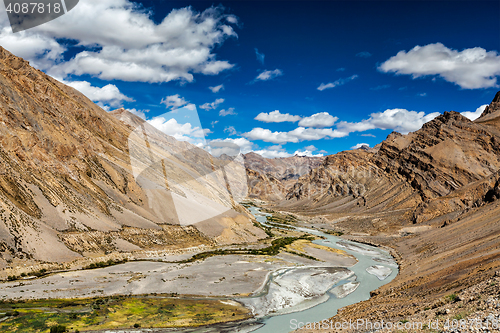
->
[479,91,500,119]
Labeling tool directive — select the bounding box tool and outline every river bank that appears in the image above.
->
[0,205,398,333]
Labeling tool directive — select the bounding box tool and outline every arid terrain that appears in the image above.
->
[1,43,500,333]
[244,93,500,331]
[0,46,266,279]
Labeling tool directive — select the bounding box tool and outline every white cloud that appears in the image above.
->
[219,108,236,116]
[254,69,283,82]
[252,149,292,158]
[379,43,500,89]
[337,108,441,134]
[63,80,134,107]
[298,112,338,128]
[160,94,195,110]
[303,145,317,151]
[1,1,237,83]
[208,84,224,93]
[0,30,66,69]
[128,108,147,119]
[244,127,348,144]
[211,120,219,127]
[418,92,427,97]
[209,138,324,159]
[224,126,237,136]
[317,75,358,91]
[351,143,370,150]
[254,110,301,123]
[293,149,324,157]
[209,137,253,157]
[461,104,488,121]
[255,48,265,65]
[200,98,224,111]
[147,116,205,144]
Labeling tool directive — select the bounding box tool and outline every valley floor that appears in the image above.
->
[281,200,500,332]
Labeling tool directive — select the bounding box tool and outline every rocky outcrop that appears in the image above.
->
[0,46,265,267]
[244,152,324,201]
[275,96,500,226]
[479,91,500,119]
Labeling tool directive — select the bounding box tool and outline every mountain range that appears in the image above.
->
[0,46,265,271]
[1,44,500,326]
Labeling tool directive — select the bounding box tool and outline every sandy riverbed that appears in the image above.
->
[0,246,356,301]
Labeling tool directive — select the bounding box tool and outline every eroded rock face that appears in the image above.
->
[0,47,265,267]
[272,96,500,226]
[243,152,324,201]
[479,91,500,119]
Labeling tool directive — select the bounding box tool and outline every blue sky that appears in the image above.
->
[1,0,499,158]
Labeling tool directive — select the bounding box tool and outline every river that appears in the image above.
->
[166,207,398,333]
[243,206,398,332]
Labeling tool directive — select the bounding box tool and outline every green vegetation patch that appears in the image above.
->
[265,213,298,225]
[178,235,314,263]
[323,230,344,236]
[0,297,250,332]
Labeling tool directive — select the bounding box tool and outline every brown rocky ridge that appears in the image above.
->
[247,93,500,332]
[0,46,265,276]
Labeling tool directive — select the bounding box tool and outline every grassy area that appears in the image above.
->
[240,201,257,208]
[177,235,315,263]
[323,229,344,236]
[265,213,298,225]
[0,297,251,332]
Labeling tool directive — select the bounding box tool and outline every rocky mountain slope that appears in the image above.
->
[258,92,500,332]
[270,99,500,232]
[0,46,265,270]
[244,152,324,201]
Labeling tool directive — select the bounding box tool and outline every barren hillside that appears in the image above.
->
[0,47,265,270]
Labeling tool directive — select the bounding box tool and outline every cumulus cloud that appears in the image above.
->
[317,75,358,91]
[351,143,370,150]
[200,98,224,111]
[160,94,192,110]
[224,126,237,136]
[337,108,441,134]
[244,127,348,144]
[298,112,338,128]
[255,48,265,65]
[461,105,488,121]
[254,110,301,123]
[254,69,283,82]
[303,145,317,151]
[209,137,253,157]
[147,116,205,144]
[219,108,236,116]
[209,138,324,159]
[1,1,237,83]
[0,30,66,69]
[63,80,134,107]
[294,149,324,157]
[208,84,224,93]
[356,51,372,58]
[379,43,500,89]
[252,148,292,158]
[128,108,148,119]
